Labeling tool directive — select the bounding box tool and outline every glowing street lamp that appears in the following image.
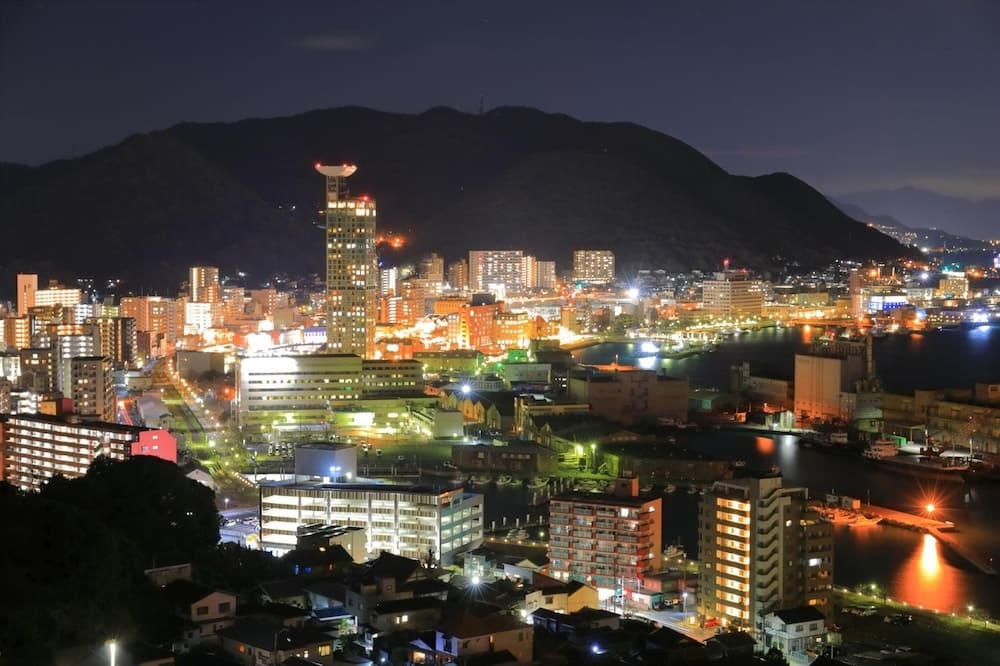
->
[107,640,116,666]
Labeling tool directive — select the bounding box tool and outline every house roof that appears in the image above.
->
[258,577,310,601]
[366,551,422,582]
[647,626,699,649]
[373,596,445,615]
[161,579,228,607]
[303,578,345,601]
[283,545,354,568]
[707,631,756,649]
[238,602,311,620]
[771,606,826,625]
[400,578,451,597]
[463,650,518,666]
[438,611,526,638]
[534,580,587,597]
[217,620,332,651]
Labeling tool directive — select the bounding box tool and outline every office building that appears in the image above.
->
[318,163,377,358]
[572,250,615,285]
[189,266,220,303]
[1,413,177,491]
[3,317,31,350]
[17,274,38,316]
[548,478,662,598]
[70,356,115,422]
[259,481,483,565]
[697,474,834,636]
[468,250,524,293]
[235,354,422,433]
[568,365,688,426]
[702,271,765,317]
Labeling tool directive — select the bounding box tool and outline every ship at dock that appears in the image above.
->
[862,439,970,482]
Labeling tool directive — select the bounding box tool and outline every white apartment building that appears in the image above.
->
[468,250,525,293]
[259,481,484,565]
[572,250,615,285]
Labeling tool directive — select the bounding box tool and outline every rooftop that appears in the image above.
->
[550,490,659,507]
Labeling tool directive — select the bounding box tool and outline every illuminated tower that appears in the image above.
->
[317,163,377,358]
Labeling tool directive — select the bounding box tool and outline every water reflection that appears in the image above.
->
[754,436,775,455]
[891,534,964,613]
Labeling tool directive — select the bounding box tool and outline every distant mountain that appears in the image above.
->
[840,187,1000,241]
[0,106,915,295]
[832,201,910,232]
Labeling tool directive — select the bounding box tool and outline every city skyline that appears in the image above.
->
[2,2,1000,202]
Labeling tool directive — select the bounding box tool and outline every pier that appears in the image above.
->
[851,502,997,576]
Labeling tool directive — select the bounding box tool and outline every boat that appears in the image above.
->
[729,459,747,469]
[862,440,899,460]
[663,544,687,560]
[663,484,677,495]
[496,475,517,486]
[526,476,549,489]
[507,528,529,540]
[874,453,969,482]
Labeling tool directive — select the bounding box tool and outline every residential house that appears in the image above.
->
[369,596,445,634]
[763,606,827,656]
[411,612,533,665]
[523,580,598,614]
[216,620,335,666]
[258,577,311,609]
[161,579,236,642]
[530,607,619,636]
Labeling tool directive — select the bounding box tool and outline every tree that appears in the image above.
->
[0,487,142,663]
[41,455,220,565]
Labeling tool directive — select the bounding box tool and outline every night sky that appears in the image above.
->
[2,1,999,198]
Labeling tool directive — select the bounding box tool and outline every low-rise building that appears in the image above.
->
[216,620,335,666]
[524,579,598,614]
[260,481,484,565]
[412,612,533,665]
[161,579,236,642]
[763,606,827,656]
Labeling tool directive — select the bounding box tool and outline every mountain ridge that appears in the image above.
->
[0,105,915,295]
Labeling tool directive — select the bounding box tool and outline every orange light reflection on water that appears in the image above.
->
[755,436,774,455]
[892,534,962,613]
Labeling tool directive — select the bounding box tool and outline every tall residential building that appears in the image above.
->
[447,259,469,291]
[70,356,115,422]
[120,296,181,356]
[16,274,38,316]
[535,261,557,290]
[698,474,834,636]
[420,253,445,283]
[189,266,220,303]
[318,164,377,358]
[468,250,524,293]
[259,480,484,565]
[701,271,765,317]
[548,477,662,597]
[3,317,31,350]
[86,316,138,368]
[0,413,176,491]
[522,255,538,290]
[572,250,615,285]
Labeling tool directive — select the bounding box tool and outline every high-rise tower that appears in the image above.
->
[317,163,377,358]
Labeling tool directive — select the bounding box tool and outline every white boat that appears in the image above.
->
[863,440,899,460]
[527,477,549,489]
[664,484,677,494]
[663,544,687,560]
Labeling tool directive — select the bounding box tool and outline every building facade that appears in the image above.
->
[1,413,177,491]
[318,164,377,358]
[702,271,765,317]
[189,266,220,303]
[468,250,525,293]
[697,474,834,637]
[259,481,484,565]
[17,274,38,316]
[548,478,662,598]
[572,250,615,285]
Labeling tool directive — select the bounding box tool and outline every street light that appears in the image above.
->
[968,605,974,625]
[682,591,689,614]
[107,640,117,666]
[224,497,229,512]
